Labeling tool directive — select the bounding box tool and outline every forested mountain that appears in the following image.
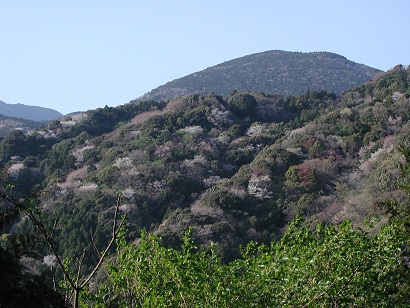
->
[137,50,382,102]
[0,100,62,121]
[0,64,409,306]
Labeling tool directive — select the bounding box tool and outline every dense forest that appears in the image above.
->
[137,50,381,102]
[1,65,410,306]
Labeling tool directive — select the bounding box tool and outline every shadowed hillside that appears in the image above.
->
[0,100,62,121]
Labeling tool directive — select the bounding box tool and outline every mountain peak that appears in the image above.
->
[136,50,381,102]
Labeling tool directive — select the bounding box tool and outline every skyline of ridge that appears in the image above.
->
[1,1,409,114]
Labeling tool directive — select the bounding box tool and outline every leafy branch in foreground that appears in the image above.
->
[0,189,127,308]
[102,218,408,307]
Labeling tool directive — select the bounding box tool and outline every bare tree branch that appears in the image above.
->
[0,190,127,308]
[75,249,86,286]
[0,191,77,290]
[90,228,102,260]
[80,194,126,289]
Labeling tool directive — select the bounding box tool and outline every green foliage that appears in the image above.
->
[226,142,256,165]
[41,138,77,178]
[0,130,57,163]
[104,228,223,307]
[202,186,244,210]
[165,172,203,196]
[72,101,165,136]
[100,219,408,307]
[227,93,257,118]
[238,219,408,306]
[227,123,245,138]
[378,145,410,253]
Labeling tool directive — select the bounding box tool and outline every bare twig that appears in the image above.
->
[90,229,102,259]
[0,191,77,290]
[0,190,127,308]
[80,194,126,289]
[75,248,87,286]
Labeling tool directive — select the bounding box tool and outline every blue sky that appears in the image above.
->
[1,1,409,115]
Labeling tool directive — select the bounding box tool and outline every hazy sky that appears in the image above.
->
[1,1,409,115]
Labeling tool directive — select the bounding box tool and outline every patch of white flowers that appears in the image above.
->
[229,185,247,200]
[121,188,136,202]
[183,155,208,168]
[154,143,172,159]
[7,163,25,179]
[246,123,265,136]
[248,174,272,199]
[56,180,81,196]
[43,255,57,268]
[114,157,133,169]
[71,145,95,163]
[36,130,57,139]
[207,108,233,127]
[203,175,223,187]
[78,183,98,191]
[182,126,204,134]
[60,120,77,127]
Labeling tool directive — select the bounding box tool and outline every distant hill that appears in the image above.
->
[136,50,382,102]
[0,100,62,121]
[0,114,48,136]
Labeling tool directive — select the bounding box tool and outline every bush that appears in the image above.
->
[102,219,409,307]
[227,93,257,118]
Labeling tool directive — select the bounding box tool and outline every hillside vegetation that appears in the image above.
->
[0,65,409,306]
[0,114,51,136]
[137,50,381,102]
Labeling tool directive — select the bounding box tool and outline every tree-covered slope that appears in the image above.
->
[0,65,409,306]
[2,65,408,256]
[137,50,382,102]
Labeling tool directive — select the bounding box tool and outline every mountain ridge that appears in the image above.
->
[0,100,62,121]
[136,50,382,102]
